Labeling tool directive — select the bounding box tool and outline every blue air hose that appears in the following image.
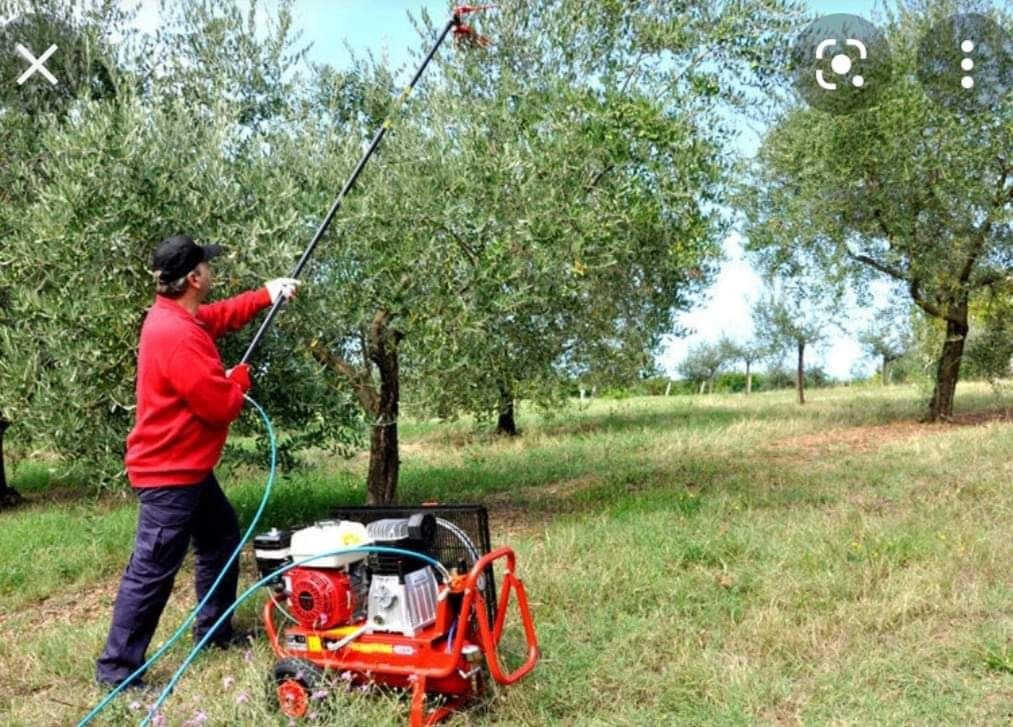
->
[140,546,450,726]
[77,394,278,727]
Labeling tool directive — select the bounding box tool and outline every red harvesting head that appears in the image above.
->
[453,4,496,17]
[452,4,494,49]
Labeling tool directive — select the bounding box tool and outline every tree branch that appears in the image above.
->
[308,339,378,414]
[428,217,479,266]
[367,308,391,362]
[844,246,907,282]
[957,165,1009,288]
[909,278,967,326]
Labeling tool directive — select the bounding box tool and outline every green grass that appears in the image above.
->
[0,383,1010,725]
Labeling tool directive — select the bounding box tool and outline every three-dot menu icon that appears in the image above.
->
[961,39,975,89]
[917,13,1011,114]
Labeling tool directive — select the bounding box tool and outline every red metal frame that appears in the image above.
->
[264,547,538,725]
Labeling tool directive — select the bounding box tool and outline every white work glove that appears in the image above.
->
[266,277,301,304]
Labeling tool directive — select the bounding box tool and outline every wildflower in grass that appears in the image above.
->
[236,691,251,705]
[151,713,166,727]
[243,649,254,662]
[182,712,208,727]
[223,676,235,689]
[128,701,142,711]
[311,688,329,700]
[339,669,355,689]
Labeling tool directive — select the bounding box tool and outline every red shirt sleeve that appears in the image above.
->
[168,338,247,426]
[196,288,271,339]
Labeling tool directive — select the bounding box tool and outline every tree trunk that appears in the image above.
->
[0,415,22,508]
[796,341,806,405]
[366,411,398,505]
[745,361,752,395]
[881,356,889,386]
[927,314,968,422]
[698,381,706,395]
[308,319,401,505]
[496,381,518,436]
[365,315,401,505]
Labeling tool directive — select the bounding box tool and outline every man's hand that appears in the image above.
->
[226,363,252,393]
[266,277,301,304]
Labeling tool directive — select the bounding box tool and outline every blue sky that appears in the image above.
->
[129,0,893,379]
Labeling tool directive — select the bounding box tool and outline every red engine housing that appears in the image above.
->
[285,567,352,630]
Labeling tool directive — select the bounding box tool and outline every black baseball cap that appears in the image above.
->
[151,234,222,283]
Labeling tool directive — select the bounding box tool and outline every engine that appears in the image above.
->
[284,567,353,630]
[254,514,441,636]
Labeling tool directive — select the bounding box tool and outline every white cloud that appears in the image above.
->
[659,232,763,375]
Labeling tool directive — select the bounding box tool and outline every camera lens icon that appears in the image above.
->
[792,14,893,115]
[817,38,868,89]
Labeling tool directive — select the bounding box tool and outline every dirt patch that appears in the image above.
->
[26,577,122,629]
[948,406,1013,426]
[765,407,1011,460]
[0,486,131,515]
[482,473,603,539]
[768,421,930,457]
[8,556,263,632]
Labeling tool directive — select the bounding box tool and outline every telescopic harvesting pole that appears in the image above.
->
[239,6,491,366]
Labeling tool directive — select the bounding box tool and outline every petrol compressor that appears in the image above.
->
[253,507,539,726]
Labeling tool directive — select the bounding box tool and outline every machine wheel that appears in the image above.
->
[270,658,323,719]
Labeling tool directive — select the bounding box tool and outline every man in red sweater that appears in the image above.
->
[96,234,299,688]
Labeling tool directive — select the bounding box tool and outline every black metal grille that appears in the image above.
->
[330,504,497,624]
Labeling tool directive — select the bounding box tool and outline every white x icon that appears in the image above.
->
[15,43,59,85]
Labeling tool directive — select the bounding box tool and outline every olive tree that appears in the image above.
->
[678,340,732,394]
[0,0,129,503]
[744,0,1012,420]
[752,279,836,405]
[0,0,359,490]
[402,0,807,428]
[1,0,809,506]
[726,338,767,394]
[860,307,913,386]
[963,286,1013,382]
